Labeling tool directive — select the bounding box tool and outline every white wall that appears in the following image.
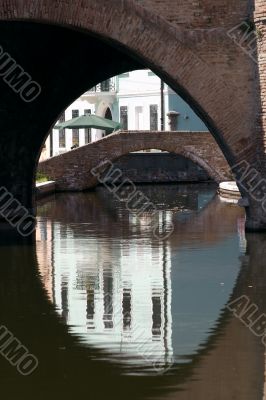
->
[118,70,164,131]
[118,70,160,94]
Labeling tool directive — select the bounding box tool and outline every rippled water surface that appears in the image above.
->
[0,183,266,400]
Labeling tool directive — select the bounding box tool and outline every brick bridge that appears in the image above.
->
[39,131,231,190]
[0,0,265,230]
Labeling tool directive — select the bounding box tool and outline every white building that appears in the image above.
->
[40,70,207,161]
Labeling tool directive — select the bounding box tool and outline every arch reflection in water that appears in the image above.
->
[36,183,244,374]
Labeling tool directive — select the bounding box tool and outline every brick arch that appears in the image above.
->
[0,0,264,230]
[0,0,252,166]
[99,150,222,184]
[106,142,227,184]
[39,130,231,190]
[179,150,226,183]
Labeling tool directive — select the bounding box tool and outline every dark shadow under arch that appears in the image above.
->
[105,148,220,184]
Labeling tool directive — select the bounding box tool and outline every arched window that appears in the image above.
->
[105,108,112,120]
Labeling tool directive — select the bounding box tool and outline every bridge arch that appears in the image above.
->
[0,0,248,163]
[175,150,225,184]
[0,0,262,229]
[104,146,225,185]
[39,130,231,190]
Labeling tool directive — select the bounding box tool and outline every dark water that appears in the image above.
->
[0,183,266,399]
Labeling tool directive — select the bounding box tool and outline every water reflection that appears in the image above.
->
[0,184,265,399]
[37,184,244,374]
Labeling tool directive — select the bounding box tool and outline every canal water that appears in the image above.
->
[0,183,265,399]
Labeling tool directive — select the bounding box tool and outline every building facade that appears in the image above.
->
[40,70,207,161]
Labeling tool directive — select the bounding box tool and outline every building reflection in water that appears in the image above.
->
[37,219,173,371]
[36,184,244,374]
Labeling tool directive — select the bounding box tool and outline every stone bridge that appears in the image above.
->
[38,131,231,190]
[0,0,265,230]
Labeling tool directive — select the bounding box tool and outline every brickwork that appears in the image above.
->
[136,0,250,29]
[0,0,265,229]
[255,2,266,164]
[38,131,231,190]
[0,0,259,163]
